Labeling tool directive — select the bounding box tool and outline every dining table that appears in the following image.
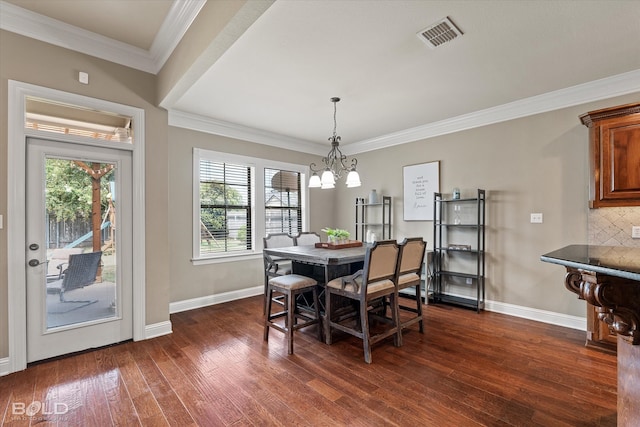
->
[263,244,367,313]
[263,244,367,285]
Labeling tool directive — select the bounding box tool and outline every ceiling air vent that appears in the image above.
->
[416,17,463,49]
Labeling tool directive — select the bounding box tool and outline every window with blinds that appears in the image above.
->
[264,168,302,235]
[193,148,308,262]
[199,160,252,256]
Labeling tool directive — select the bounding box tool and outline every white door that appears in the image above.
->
[26,138,133,362]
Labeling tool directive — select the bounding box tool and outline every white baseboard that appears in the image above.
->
[170,286,586,332]
[0,357,9,377]
[170,285,263,314]
[144,320,173,340]
[485,299,586,331]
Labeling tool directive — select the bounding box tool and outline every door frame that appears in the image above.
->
[7,80,146,373]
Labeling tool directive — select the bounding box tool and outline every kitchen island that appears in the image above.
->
[541,245,640,426]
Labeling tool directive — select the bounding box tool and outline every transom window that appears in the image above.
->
[25,97,133,143]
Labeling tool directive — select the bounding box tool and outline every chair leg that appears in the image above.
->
[361,300,372,364]
[312,287,322,342]
[263,273,269,314]
[287,290,295,355]
[391,292,402,347]
[416,284,424,333]
[325,290,332,345]
[264,286,272,342]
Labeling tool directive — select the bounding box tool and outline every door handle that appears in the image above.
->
[28,259,48,267]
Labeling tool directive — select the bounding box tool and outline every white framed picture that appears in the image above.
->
[403,161,440,221]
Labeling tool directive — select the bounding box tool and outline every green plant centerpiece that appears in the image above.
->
[322,227,351,244]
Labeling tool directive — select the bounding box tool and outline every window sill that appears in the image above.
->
[191,252,262,266]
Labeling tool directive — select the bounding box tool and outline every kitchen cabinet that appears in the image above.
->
[580,102,640,208]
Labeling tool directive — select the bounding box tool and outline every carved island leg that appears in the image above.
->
[564,268,640,426]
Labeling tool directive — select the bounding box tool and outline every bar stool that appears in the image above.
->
[264,274,321,355]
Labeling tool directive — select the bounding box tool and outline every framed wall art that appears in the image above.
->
[403,161,440,221]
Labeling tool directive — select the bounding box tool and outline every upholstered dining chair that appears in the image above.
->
[263,233,295,311]
[395,237,427,346]
[293,231,321,246]
[324,240,401,363]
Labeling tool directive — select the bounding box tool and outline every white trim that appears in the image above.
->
[144,321,173,340]
[170,109,327,156]
[170,286,263,314]
[169,290,584,331]
[7,80,146,374]
[0,357,9,377]
[191,252,262,266]
[0,0,204,74]
[485,300,586,331]
[342,69,640,155]
[148,1,206,73]
[170,70,640,156]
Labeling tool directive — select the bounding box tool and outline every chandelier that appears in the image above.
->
[309,97,361,189]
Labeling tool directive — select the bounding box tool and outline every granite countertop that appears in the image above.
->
[541,244,640,282]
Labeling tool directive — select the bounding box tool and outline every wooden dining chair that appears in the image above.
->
[324,240,401,363]
[263,233,295,312]
[395,237,427,346]
[264,274,321,355]
[293,231,321,246]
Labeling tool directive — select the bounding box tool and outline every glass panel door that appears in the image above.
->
[26,138,132,362]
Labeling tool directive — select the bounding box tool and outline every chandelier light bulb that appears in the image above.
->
[321,169,335,186]
[308,172,321,188]
[346,169,361,187]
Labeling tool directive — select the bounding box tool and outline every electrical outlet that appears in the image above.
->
[530,213,543,223]
[466,278,473,285]
[632,226,640,239]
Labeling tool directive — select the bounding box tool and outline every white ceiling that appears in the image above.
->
[2,0,640,155]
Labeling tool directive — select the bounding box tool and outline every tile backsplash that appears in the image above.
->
[588,207,640,247]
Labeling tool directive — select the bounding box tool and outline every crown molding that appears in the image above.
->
[169,109,327,156]
[0,0,203,74]
[342,69,640,156]
[148,0,206,73]
[169,70,640,157]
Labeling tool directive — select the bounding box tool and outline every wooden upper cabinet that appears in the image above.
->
[580,103,640,208]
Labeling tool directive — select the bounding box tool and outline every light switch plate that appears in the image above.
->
[530,213,543,223]
[632,226,640,239]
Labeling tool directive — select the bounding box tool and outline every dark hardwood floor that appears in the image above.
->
[0,296,617,426]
